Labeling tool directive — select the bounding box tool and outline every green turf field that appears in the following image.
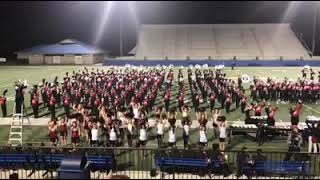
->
[0,65,320,152]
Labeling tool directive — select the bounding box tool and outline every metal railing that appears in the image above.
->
[0,145,320,179]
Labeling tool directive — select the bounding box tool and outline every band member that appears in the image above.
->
[59,116,68,146]
[41,82,48,107]
[126,117,134,148]
[116,108,126,145]
[284,128,303,161]
[132,101,140,128]
[290,100,302,126]
[306,121,318,153]
[0,89,8,117]
[212,108,221,139]
[139,124,147,158]
[199,126,208,149]
[109,123,118,147]
[168,108,177,129]
[197,107,208,126]
[83,111,93,144]
[267,106,278,126]
[256,122,265,146]
[63,93,71,119]
[14,81,28,114]
[138,111,148,129]
[254,101,265,116]
[71,121,80,149]
[155,106,163,119]
[93,96,101,121]
[216,116,228,152]
[182,106,192,149]
[210,91,216,111]
[225,94,232,113]
[49,95,57,121]
[31,93,39,118]
[168,126,176,148]
[91,123,99,147]
[302,68,307,79]
[241,95,247,113]
[178,94,184,112]
[48,120,58,146]
[156,114,164,148]
[164,92,170,112]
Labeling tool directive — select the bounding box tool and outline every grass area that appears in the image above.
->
[0,66,320,153]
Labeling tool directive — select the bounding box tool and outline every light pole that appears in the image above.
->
[312,2,317,56]
[119,4,123,57]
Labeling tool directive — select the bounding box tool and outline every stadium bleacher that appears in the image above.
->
[134,24,309,60]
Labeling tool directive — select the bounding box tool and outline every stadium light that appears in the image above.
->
[94,1,139,57]
[94,1,115,45]
[311,2,318,57]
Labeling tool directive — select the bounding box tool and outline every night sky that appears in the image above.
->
[0,1,319,59]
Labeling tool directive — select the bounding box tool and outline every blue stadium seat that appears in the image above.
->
[155,156,208,168]
[243,160,310,176]
[0,153,35,168]
[87,155,115,170]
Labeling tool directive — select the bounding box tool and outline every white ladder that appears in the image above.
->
[8,103,30,146]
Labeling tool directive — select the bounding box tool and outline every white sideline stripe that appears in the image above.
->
[303,104,320,114]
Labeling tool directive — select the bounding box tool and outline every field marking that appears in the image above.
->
[271,70,288,73]
[303,104,320,114]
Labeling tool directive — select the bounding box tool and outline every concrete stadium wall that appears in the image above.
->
[44,56,54,64]
[103,59,320,66]
[93,54,104,64]
[18,54,102,65]
[82,55,93,65]
[17,53,29,60]
[28,54,44,64]
[60,55,75,64]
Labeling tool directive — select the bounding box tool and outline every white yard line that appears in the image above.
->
[303,104,320,114]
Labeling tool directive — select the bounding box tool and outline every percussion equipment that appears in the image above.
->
[229,123,257,135]
[306,116,320,123]
[229,121,308,142]
[246,116,268,124]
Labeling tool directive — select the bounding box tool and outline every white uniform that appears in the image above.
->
[219,126,226,139]
[168,130,176,143]
[127,123,133,134]
[133,108,140,119]
[91,129,98,141]
[182,111,188,118]
[109,128,117,141]
[139,129,147,141]
[199,130,207,143]
[157,123,164,135]
[183,125,190,136]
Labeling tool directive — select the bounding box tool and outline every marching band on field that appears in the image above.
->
[0,66,320,153]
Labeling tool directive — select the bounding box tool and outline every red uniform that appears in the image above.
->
[0,96,6,105]
[71,127,80,144]
[49,128,58,143]
[60,123,67,136]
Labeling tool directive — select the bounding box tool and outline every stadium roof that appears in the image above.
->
[16,39,104,55]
